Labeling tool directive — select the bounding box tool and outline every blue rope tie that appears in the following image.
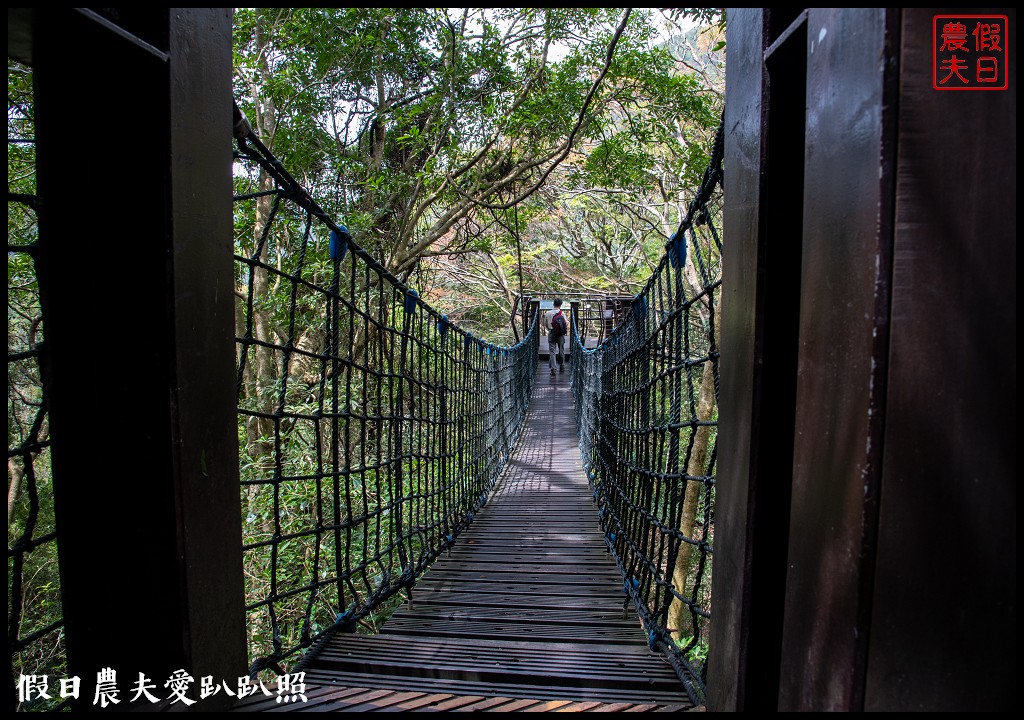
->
[329,226,350,261]
[668,226,687,269]
[632,294,647,321]
[404,288,419,314]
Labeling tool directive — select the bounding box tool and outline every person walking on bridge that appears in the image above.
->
[543,298,568,376]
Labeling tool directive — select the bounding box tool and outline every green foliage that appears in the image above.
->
[8,61,67,713]
[233,8,724,340]
[675,632,711,667]
[585,131,655,188]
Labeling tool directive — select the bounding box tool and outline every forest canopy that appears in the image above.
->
[233,7,724,342]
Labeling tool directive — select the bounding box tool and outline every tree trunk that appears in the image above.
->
[234,287,247,380]
[487,252,516,308]
[668,298,720,639]
[244,173,278,459]
[242,16,280,459]
[8,457,24,528]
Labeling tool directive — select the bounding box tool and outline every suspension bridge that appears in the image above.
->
[9,8,1014,713]
[222,103,720,711]
[9,86,719,715]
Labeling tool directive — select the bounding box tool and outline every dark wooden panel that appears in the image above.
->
[166,8,247,698]
[778,8,898,711]
[747,8,809,710]
[35,9,243,707]
[864,8,1015,713]
[7,7,33,63]
[708,7,768,712]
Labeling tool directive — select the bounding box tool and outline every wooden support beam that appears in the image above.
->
[34,8,244,710]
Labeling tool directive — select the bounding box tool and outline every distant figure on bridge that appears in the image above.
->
[543,298,568,376]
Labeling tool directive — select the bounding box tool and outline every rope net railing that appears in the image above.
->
[231,104,539,677]
[7,63,68,713]
[570,120,723,703]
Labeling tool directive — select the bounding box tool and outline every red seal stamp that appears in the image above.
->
[933,15,1009,90]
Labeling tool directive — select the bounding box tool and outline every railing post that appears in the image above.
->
[569,301,581,352]
[527,299,540,340]
[33,8,244,709]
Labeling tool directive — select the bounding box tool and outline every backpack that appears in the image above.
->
[550,310,567,339]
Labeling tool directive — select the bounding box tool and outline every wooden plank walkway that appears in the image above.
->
[233,362,693,712]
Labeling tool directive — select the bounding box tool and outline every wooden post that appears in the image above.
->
[527,299,540,337]
[34,8,245,709]
[714,6,1013,712]
[569,301,581,353]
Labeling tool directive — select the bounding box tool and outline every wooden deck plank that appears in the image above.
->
[482,698,548,712]
[379,622,641,645]
[299,671,687,706]
[425,694,492,711]
[388,604,634,623]
[458,696,531,712]
[387,693,456,711]
[230,684,365,712]
[553,701,605,712]
[524,699,575,712]
[333,690,432,712]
